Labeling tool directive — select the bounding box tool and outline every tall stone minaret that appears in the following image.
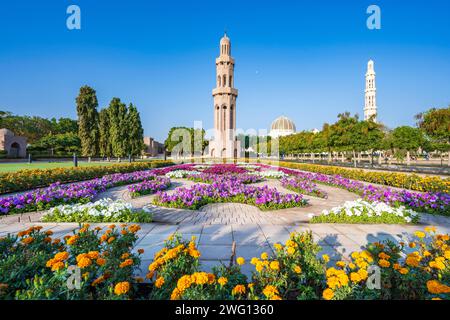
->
[209,33,240,158]
[364,59,377,122]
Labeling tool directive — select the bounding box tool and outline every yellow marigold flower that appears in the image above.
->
[348,263,356,269]
[236,257,245,265]
[294,265,302,274]
[444,250,450,260]
[287,247,295,255]
[21,237,34,245]
[322,288,334,300]
[429,260,445,270]
[250,257,259,265]
[358,268,368,281]
[232,284,246,296]
[248,283,254,289]
[269,261,280,271]
[51,261,65,272]
[155,277,165,288]
[255,262,264,273]
[414,231,426,239]
[399,268,409,275]
[189,249,201,258]
[273,243,283,251]
[424,226,436,233]
[378,259,390,268]
[423,251,431,257]
[192,272,209,285]
[218,277,228,286]
[120,258,133,268]
[262,285,279,298]
[285,240,297,248]
[260,252,268,260]
[351,251,360,260]
[350,272,361,283]
[77,257,92,269]
[170,288,181,300]
[431,297,442,300]
[54,251,69,261]
[96,258,106,266]
[322,254,330,263]
[114,281,130,295]
[121,253,130,259]
[270,295,282,300]
[336,261,346,268]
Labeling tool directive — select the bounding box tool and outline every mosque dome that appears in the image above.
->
[269,116,296,138]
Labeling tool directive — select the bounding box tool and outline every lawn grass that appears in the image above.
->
[0,161,132,173]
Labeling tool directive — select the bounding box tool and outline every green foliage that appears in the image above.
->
[28,132,81,155]
[164,127,208,155]
[127,104,145,157]
[392,126,424,151]
[76,86,100,156]
[416,106,450,152]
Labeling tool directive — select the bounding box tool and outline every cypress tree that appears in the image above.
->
[98,108,112,158]
[76,86,99,156]
[127,103,144,157]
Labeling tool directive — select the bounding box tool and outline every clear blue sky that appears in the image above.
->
[0,0,449,141]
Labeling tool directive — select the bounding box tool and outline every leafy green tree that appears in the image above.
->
[29,132,80,155]
[416,106,450,165]
[108,98,128,158]
[50,117,78,135]
[76,86,99,156]
[392,126,424,164]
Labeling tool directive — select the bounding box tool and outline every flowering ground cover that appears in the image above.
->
[280,176,327,199]
[0,160,174,194]
[42,199,152,223]
[128,176,171,198]
[147,229,450,300]
[165,170,201,179]
[310,199,419,224]
[266,160,450,193]
[0,170,161,216]
[187,172,262,185]
[0,224,147,299]
[272,165,449,216]
[153,180,307,211]
[1,227,448,300]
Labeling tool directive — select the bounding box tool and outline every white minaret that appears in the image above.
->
[364,59,377,122]
[209,33,240,158]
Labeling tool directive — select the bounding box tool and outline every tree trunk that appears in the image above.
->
[328,150,331,163]
[357,152,361,163]
[406,151,410,166]
[352,150,357,167]
[341,152,345,162]
[448,151,450,167]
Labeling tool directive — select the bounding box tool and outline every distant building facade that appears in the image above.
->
[143,137,164,157]
[0,128,27,158]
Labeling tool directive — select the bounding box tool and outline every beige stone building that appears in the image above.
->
[364,59,377,122]
[208,33,241,158]
[0,128,27,158]
[143,136,164,157]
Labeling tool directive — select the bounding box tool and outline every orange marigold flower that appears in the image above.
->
[54,251,69,261]
[88,251,99,259]
[232,284,246,296]
[218,277,228,286]
[138,249,145,254]
[119,258,133,268]
[51,261,65,272]
[322,288,334,300]
[114,281,130,295]
[77,257,92,269]
[96,258,106,266]
[107,237,115,243]
[155,277,165,288]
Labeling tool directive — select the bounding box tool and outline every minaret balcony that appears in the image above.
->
[216,56,235,64]
[212,87,238,96]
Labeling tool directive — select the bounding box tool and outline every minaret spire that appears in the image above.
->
[364,59,377,122]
